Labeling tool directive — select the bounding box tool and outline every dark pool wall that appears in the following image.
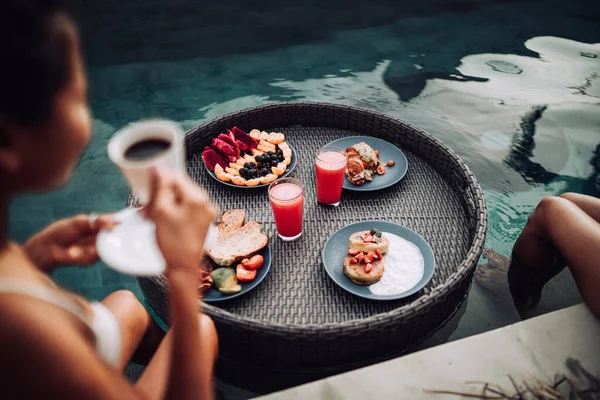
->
[73,0,590,66]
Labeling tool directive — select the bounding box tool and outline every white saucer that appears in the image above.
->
[97,208,218,276]
[97,208,166,276]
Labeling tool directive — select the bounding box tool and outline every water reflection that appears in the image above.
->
[503,105,558,185]
[270,60,405,113]
[213,36,599,199]
[434,36,600,106]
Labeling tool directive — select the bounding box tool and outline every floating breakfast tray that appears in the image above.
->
[134,102,487,372]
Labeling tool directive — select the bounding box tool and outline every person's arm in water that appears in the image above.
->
[23,214,115,273]
[1,168,217,400]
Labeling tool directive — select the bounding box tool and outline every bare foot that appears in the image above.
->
[475,248,512,300]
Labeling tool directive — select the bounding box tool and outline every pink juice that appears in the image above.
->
[316,151,347,205]
[269,182,304,239]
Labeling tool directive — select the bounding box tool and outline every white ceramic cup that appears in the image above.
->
[108,120,186,204]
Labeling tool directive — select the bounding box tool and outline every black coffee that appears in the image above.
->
[124,139,171,161]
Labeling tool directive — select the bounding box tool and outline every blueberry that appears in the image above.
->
[244,162,253,169]
[260,168,269,176]
[247,169,257,178]
[240,167,248,177]
[267,152,274,156]
[249,162,257,168]
[270,154,278,160]
[278,155,284,162]
[271,160,278,167]
[276,149,283,156]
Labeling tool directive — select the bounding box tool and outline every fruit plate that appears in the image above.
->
[204,144,297,189]
[202,245,272,302]
[322,221,435,301]
[325,136,408,191]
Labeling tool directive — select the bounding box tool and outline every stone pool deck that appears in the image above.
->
[258,304,600,399]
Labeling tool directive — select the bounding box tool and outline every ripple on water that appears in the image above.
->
[485,60,523,74]
[580,52,598,59]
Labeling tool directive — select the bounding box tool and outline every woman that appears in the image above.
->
[0,1,218,398]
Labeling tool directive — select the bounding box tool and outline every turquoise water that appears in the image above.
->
[8,0,599,393]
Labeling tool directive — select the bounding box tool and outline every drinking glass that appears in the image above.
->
[315,146,348,207]
[268,178,304,241]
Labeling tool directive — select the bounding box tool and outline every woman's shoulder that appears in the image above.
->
[0,287,98,387]
[0,282,85,336]
[0,284,123,398]
[0,252,88,351]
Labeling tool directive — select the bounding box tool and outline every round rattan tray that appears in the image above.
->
[134,102,487,370]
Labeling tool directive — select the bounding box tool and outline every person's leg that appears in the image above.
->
[508,196,600,316]
[101,290,165,371]
[560,192,600,222]
[135,314,218,400]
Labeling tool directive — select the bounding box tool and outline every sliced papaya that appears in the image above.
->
[260,174,277,184]
[217,172,232,182]
[249,129,262,140]
[225,167,239,176]
[245,178,261,186]
[229,162,242,171]
[214,164,225,175]
[231,176,246,186]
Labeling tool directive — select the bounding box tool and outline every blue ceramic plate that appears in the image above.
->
[322,221,435,301]
[325,136,408,191]
[202,244,272,302]
[205,143,297,189]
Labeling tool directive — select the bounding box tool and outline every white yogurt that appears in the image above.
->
[369,232,424,296]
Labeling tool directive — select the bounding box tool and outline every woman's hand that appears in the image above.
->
[23,214,115,272]
[145,167,217,275]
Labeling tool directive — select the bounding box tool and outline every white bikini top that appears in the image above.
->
[0,279,122,368]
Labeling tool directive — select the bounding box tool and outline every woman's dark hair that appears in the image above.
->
[0,0,73,126]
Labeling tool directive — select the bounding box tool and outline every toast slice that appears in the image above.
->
[348,230,390,254]
[207,211,268,266]
[217,210,246,234]
[343,256,384,285]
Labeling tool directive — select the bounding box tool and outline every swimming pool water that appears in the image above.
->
[9,0,599,394]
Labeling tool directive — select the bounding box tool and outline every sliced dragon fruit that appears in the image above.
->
[210,144,237,163]
[226,130,237,145]
[202,147,228,171]
[231,126,258,152]
[217,133,240,156]
[211,138,237,157]
[225,129,247,152]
